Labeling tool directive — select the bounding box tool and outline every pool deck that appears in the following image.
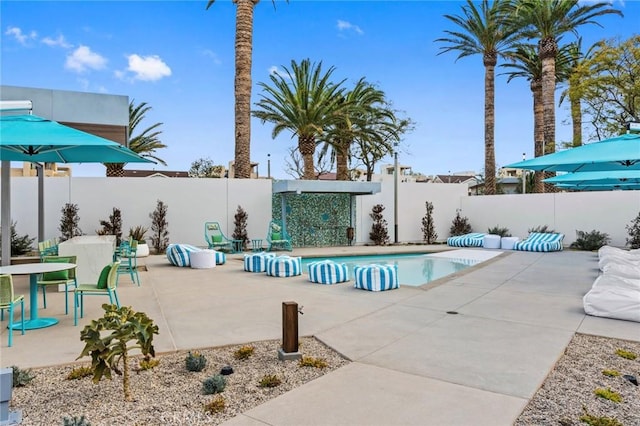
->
[2,245,639,425]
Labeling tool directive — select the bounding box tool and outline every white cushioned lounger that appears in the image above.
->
[446,233,485,248]
[598,245,640,259]
[583,275,640,322]
[266,256,302,277]
[308,260,349,284]
[598,255,640,272]
[166,244,201,267]
[600,262,640,280]
[512,233,564,252]
[354,264,399,291]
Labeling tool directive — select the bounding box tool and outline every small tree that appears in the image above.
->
[626,211,640,249]
[59,203,83,241]
[232,205,249,248]
[96,207,123,245]
[78,304,159,401]
[150,200,169,253]
[449,209,471,236]
[188,157,225,178]
[0,221,35,257]
[421,201,438,244]
[369,204,390,245]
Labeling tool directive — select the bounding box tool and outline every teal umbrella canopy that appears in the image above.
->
[506,133,640,173]
[555,182,640,191]
[0,114,153,164]
[544,170,640,186]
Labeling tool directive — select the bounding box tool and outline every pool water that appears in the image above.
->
[301,253,481,287]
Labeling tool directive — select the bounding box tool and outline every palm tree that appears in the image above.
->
[105,100,167,177]
[252,59,346,180]
[511,0,622,159]
[206,0,283,179]
[436,0,519,195]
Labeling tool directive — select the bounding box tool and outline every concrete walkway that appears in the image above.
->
[2,246,638,425]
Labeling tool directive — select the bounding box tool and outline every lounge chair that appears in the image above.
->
[583,274,640,322]
[204,222,233,252]
[512,232,564,252]
[446,233,485,247]
[266,221,292,251]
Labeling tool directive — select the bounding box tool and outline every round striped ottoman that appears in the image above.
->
[166,244,201,267]
[244,252,276,272]
[354,264,399,291]
[213,250,226,265]
[190,250,216,269]
[266,256,302,278]
[308,260,349,284]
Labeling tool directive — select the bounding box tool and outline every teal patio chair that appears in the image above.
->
[37,255,78,314]
[0,274,25,347]
[74,261,121,326]
[266,220,293,251]
[204,222,233,251]
[115,239,141,286]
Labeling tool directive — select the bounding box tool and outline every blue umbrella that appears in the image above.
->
[544,170,640,186]
[554,182,640,191]
[506,133,640,172]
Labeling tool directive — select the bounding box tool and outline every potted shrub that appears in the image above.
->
[129,225,150,257]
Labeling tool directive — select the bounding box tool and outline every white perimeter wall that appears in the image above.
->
[2,176,639,248]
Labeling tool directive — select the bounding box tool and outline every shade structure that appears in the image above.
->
[1,114,153,265]
[506,133,640,173]
[0,115,153,163]
[544,170,640,186]
[554,183,640,191]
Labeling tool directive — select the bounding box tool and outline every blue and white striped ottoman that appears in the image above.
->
[308,260,349,284]
[213,250,226,265]
[244,252,276,272]
[166,244,201,267]
[266,255,302,277]
[354,264,399,291]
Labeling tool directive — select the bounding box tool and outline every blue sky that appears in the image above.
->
[1,0,637,178]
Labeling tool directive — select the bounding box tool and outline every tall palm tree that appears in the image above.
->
[206,0,283,179]
[252,59,346,180]
[511,0,622,159]
[105,100,167,177]
[436,0,519,195]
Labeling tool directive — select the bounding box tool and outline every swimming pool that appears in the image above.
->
[300,252,483,287]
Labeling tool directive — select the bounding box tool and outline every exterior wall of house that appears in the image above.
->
[2,175,638,248]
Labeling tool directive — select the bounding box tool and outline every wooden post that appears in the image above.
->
[282,301,298,353]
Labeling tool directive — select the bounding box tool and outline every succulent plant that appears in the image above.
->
[202,374,226,395]
[185,351,207,372]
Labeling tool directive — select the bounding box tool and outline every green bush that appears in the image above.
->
[626,211,640,249]
[185,351,207,372]
[449,209,472,236]
[11,365,35,387]
[202,374,226,395]
[528,225,556,233]
[0,221,35,257]
[488,226,511,237]
[62,415,91,426]
[369,204,390,245]
[570,230,610,251]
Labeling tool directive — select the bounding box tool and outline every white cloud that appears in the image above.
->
[5,26,37,45]
[42,34,72,49]
[65,45,107,73]
[202,49,221,64]
[268,66,290,79]
[125,54,172,81]
[337,20,363,35]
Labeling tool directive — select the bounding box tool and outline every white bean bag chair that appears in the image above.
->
[308,260,349,284]
[598,245,640,259]
[266,255,302,277]
[592,274,640,290]
[244,252,276,273]
[166,244,201,267]
[354,264,399,292]
[598,255,640,272]
[600,262,640,280]
[584,276,640,322]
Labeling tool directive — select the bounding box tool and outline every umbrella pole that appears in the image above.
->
[1,162,10,266]
[37,163,44,242]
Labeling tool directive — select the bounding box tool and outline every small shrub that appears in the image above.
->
[66,366,93,380]
[369,204,390,245]
[203,395,226,414]
[185,351,207,372]
[299,356,328,369]
[580,411,623,426]
[528,225,555,233]
[59,203,83,241]
[138,356,160,371]
[11,365,35,387]
[232,205,249,249]
[602,369,621,377]
[594,388,622,403]
[615,348,637,360]
[626,211,640,249]
[421,201,438,244]
[258,374,281,388]
[150,200,170,253]
[202,374,226,395]
[62,415,91,426]
[449,209,471,236]
[233,345,255,360]
[96,207,123,246]
[570,230,610,251]
[0,221,35,257]
[128,225,148,244]
[488,226,511,237]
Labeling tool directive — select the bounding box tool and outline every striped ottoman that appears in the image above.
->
[354,264,399,291]
[166,244,201,267]
[214,250,226,265]
[266,256,302,278]
[308,260,349,284]
[244,252,276,272]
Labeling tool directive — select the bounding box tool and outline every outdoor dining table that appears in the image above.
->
[0,262,76,330]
